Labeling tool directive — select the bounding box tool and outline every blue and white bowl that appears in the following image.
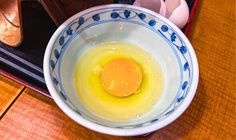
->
[43,4,199,136]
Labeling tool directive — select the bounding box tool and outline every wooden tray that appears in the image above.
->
[0,0,198,97]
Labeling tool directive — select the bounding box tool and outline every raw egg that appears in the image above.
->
[74,41,164,122]
[101,58,143,97]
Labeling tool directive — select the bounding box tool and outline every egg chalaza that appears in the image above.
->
[74,41,164,122]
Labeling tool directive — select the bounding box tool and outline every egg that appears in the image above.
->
[73,41,164,122]
[133,0,189,29]
[133,0,166,16]
[101,58,143,97]
[165,0,189,29]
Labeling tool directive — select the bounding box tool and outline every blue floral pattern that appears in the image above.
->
[111,12,119,18]
[78,17,85,25]
[49,7,193,128]
[92,14,100,21]
[66,27,73,35]
[148,19,156,26]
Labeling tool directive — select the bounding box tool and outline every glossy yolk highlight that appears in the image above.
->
[101,58,142,97]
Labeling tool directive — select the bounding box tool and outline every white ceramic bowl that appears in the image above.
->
[43,4,199,136]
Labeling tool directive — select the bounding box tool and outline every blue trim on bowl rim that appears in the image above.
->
[48,6,193,128]
[57,19,185,127]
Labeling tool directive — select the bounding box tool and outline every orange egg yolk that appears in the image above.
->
[101,58,142,97]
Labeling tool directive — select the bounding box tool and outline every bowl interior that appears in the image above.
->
[47,5,194,129]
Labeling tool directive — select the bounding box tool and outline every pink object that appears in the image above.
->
[133,0,189,29]
[165,0,189,29]
[133,0,166,16]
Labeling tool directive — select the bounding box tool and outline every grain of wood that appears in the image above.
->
[147,0,236,139]
[0,0,235,139]
[0,89,146,140]
[0,75,24,117]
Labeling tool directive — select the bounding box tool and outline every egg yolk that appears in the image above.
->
[101,58,142,97]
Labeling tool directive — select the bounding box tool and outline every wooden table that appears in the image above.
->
[0,0,235,139]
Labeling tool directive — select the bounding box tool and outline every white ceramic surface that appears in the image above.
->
[44,4,199,136]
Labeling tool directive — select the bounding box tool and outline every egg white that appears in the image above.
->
[74,41,164,122]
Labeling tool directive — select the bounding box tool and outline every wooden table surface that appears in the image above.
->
[0,0,235,139]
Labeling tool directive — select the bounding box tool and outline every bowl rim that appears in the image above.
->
[43,4,199,136]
